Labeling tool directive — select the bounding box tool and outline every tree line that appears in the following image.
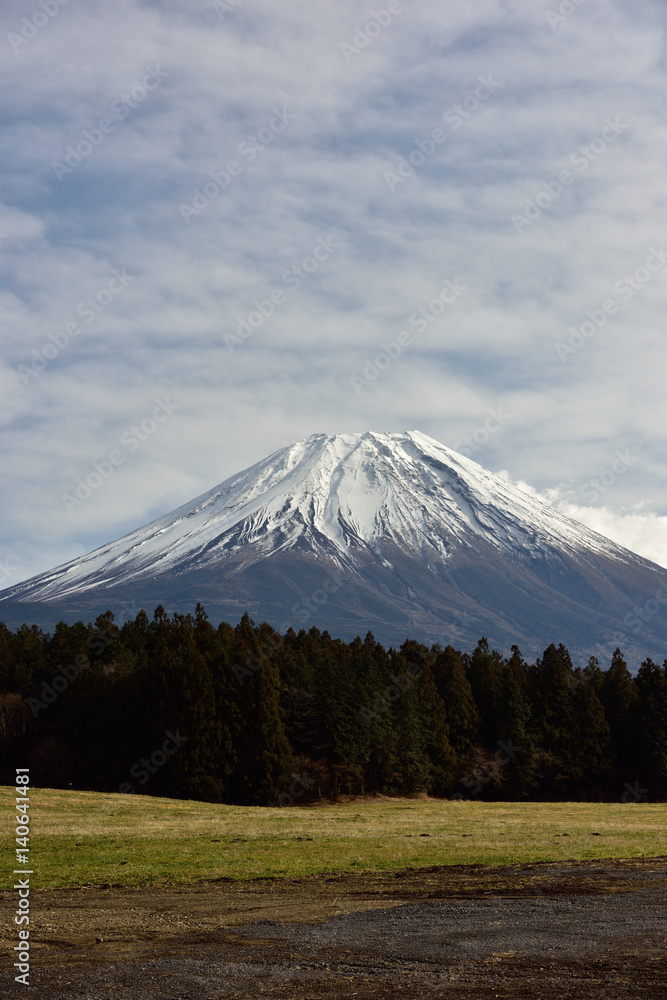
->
[1,605,666,803]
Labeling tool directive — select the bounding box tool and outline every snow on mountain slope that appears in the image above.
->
[3,430,667,664]
[0,430,637,603]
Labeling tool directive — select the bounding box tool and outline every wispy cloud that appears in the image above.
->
[1,0,666,586]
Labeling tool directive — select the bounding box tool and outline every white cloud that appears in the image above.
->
[554,503,667,570]
[0,0,666,588]
[496,471,667,569]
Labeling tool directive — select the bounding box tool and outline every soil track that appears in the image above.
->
[3,857,666,998]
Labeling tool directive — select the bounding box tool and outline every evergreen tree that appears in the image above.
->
[137,609,225,801]
[599,648,641,782]
[571,670,612,793]
[231,622,293,804]
[417,653,457,795]
[465,638,504,747]
[388,652,430,794]
[432,646,480,757]
[496,646,533,798]
[2,606,667,804]
[635,658,667,796]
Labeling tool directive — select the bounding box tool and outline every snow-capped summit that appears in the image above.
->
[2,431,667,663]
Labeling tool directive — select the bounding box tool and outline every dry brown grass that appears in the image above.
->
[2,786,665,889]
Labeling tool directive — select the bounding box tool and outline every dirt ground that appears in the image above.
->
[3,857,666,998]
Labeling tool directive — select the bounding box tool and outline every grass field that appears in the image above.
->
[2,786,665,890]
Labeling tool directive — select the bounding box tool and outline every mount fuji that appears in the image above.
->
[2,430,667,663]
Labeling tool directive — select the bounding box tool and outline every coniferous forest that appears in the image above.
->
[1,604,666,804]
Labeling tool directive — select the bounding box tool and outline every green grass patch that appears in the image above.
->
[2,787,665,889]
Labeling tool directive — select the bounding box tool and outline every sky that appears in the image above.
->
[2,0,667,589]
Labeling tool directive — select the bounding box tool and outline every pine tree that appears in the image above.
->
[432,646,480,757]
[599,648,641,782]
[635,658,667,796]
[230,619,293,803]
[388,652,430,794]
[418,653,457,795]
[136,609,224,801]
[465,638,504,747]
